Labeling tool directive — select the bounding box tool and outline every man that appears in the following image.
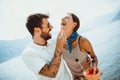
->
[22,13,73,80]
[60,13,101,80]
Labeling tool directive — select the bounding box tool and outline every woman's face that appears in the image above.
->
[61,14,77,38]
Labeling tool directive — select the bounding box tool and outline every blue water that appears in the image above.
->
[81,20,120,80]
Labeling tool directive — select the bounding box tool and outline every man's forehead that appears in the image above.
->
[42,18,49,23]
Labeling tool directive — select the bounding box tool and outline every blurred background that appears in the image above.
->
[0,0,120,80]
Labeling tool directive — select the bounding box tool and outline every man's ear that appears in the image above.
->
[34,27,41,33]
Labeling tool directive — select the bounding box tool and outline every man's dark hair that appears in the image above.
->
[26,13,49,36]
[68,13,80,32]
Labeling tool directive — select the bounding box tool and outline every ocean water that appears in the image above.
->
[98,21,120,80]
[82,20,120,80]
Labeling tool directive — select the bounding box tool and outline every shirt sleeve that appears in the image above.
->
[22,53,46,74]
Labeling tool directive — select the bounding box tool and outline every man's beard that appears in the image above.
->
[40,31,52,40]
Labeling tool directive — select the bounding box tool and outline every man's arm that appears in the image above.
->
[39,49,62,78]
[39,32,66,78]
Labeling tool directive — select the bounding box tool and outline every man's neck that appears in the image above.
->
[33,36,47,46]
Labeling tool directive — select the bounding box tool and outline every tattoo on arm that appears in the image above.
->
[39,49,62,78]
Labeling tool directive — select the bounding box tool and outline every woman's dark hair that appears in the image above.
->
[26,13,49,36]
[68,13,80,32]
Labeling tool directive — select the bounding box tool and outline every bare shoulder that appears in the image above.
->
[79,36,91,46]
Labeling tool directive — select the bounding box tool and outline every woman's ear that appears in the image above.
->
[74,22,77,27]
[73,22,77,29]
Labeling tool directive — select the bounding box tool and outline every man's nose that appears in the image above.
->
[50,25,53,29]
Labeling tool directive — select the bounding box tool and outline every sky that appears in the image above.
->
[0,0,120,40]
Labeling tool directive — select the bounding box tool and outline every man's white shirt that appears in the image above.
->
[22,38,73,80]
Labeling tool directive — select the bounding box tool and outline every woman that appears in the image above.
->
[61,13,98,80]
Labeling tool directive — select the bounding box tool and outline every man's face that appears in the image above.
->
[41,18,53,40]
